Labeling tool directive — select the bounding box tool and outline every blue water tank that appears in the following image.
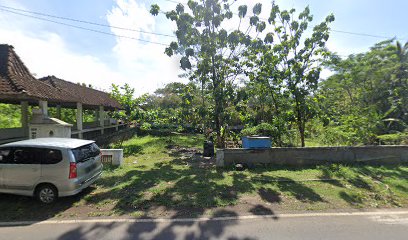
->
[242,136,272,149]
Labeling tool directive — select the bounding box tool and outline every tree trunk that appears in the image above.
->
[211,56,224,148]
[295,99,306,147]
[299,121,305,147]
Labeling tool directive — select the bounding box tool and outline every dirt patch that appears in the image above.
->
[166,144,215,169]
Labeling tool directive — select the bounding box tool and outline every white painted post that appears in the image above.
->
[21,101,29,136]
[76,102,83,139]
[39,100,48,116]
[99,105,104,134]
[56,105,61,119]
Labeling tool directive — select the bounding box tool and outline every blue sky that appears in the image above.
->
[0,0,406,95]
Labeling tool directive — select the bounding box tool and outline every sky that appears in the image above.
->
[0,0,407,95]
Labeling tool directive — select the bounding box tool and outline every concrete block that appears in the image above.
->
[100,149,123,166]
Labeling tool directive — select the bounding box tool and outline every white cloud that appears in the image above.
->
[0,0,184,96]
[0,27,129,92]
[0,0,370,98]
[106,0,183,94]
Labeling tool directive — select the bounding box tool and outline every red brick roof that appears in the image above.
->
[0,44,77,103]
[39,76,121,109]
[0,44,121,110]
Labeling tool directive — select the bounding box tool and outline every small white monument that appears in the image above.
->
[29,109,73,139]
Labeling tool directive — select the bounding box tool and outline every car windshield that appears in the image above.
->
[71,143,100,163]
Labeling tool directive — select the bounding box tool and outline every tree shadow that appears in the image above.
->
[356,164,408,180]
[347,176,373,190]
[249,204,279,220]
[395,184,408,193]
[0,187,96,222]
[57,222,119,240]
[275,177,325,203]
[339,191,363,206]
[54,210,258,240]
[258,187,281,203]
[122,144,144,157]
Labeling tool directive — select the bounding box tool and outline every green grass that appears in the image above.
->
[87,134,408,214]
[0,133,407,221]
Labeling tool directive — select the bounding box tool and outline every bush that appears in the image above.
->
[377,132,408,145]
[140,122,152,131]
[241,123,278,137]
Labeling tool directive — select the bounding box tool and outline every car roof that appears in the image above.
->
[0,138,95,149]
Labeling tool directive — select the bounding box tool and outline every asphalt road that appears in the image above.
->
[1,211,407,240]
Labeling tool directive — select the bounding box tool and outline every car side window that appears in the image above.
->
[11,148,41,164]
[0,148,12,163]
[41,149,63,164]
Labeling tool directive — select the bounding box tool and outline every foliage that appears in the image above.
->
[110,84,147,123]
[243,3,334,147]
[241,123,277,137]
[377,132,408,145]
[140,122,152,131]
[319,39,408,145]
[0,103,21,128]
[151,0,261,147]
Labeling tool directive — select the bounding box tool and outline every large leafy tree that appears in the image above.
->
[110,84,147,123]
[151,0,263,147]
[244,3,334,146]
[319,39,408,144]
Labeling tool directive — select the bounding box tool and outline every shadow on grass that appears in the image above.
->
[258,187,281,203]
[4,134,406,238]
[339,191,364,206]
[86,158,327,218]
[0,187,95,222]
[122,144,144,157]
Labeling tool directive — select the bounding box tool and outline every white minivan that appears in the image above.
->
[0,138,103,204]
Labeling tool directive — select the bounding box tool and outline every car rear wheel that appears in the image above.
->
[36,184,58,204]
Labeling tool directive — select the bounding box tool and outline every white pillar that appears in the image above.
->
[39,100,48,116]
[21,101,29,136]
[99,105,104,134]
[56,105,61,119]
[76,102,83,139]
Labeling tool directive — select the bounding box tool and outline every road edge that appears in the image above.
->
[1,209,408,226]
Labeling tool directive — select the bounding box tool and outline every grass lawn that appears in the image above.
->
[0,133,407,221]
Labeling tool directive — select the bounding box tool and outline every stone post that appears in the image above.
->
[76,102,83,139]
[56,105,61,119]
[99,105,104,134]
[39,100,48,116]
[21,101,29,136]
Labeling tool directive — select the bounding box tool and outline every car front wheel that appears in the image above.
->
[36,184,58,204]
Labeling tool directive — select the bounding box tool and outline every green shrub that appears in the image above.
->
[241,123,278,137]
[140,122,152,131]
[377,132,408,145]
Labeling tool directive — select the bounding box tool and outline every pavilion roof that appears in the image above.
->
[0,44,121,110]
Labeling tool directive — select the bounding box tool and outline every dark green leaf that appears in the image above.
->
[176,3,184,14]
[250,16,259,26]
[150,4,160,16]
[253,3,262,16]
[238,5,247,18]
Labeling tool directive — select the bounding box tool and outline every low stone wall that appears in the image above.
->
[0,128,27,144]
[216,146,408,167]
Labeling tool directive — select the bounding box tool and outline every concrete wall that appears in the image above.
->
[216,146,408,167]
[0,128,27,144]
